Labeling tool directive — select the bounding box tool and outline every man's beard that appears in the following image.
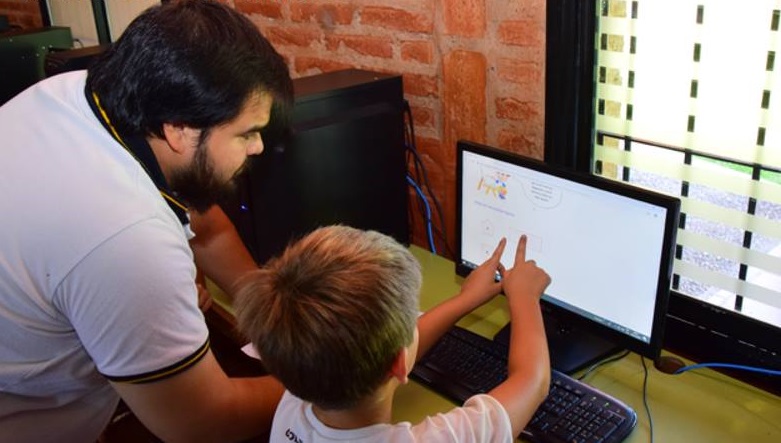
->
[168,139,247,214]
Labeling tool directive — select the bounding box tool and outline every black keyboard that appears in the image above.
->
[411,326,637,443]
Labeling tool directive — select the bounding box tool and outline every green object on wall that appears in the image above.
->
[0,26,73,105]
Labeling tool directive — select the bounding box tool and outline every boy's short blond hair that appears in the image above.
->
[235,225,422,409]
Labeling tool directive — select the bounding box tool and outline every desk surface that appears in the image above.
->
[210,245,781,442]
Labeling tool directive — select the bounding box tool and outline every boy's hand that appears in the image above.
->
[502,235,550,302]
[457,238,507,310]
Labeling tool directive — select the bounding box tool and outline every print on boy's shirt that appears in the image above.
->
[285,428,303,443]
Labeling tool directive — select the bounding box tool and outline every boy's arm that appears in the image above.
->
[189,205,258,302]
[488,235,551,437]
[416,239,507,359]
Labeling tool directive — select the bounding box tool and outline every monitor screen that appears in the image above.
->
[456,140,680,373]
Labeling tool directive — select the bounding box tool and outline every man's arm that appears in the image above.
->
[189,205,257,301]
[416,239,507,358]
[66,215,277,442]
[111,351,284,443]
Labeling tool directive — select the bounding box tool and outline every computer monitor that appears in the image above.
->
[223,69,409,264]
[456,140,680,374]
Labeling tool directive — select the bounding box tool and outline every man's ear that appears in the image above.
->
[162,123,200,155]
[389,347,410,385]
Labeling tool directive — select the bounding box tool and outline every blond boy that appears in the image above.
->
[236,225,551,442]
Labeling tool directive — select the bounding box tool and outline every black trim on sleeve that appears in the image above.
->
[103,339,210,384]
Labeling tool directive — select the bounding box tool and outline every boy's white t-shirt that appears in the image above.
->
[270,390,514,443]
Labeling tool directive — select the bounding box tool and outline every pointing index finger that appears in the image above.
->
[515,235,528,265]
[491,237,507,263]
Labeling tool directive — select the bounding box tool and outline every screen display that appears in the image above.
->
[457,141,680,361]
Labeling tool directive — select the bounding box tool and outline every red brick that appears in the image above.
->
[401,40,434,64]
[325,34,393,58]
[293,56,355,76]
[498,20,543,47]
[4,0,31,13]
[408,201,428,249]
[442,0,485,37]
[492,0,546,22]
[265,26,321,48]
[443,50,487,155]
[412,134,449,170]
[0,0,42,28]
[12,14,25,25]
[234,0,283,19]
[407,137,447,211]
[360,6,433,34]
[495,97,540,121]
[497,128,543,159]
[409,104,435,129]
[402,73,439,98]
[291,3,356,26]
[496,58,542,86]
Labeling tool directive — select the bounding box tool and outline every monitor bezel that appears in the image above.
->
[455,139,681,361]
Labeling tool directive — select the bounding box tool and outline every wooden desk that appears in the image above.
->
[209,245,781,442]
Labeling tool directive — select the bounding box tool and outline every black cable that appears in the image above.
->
[404,106,447,238]
[573,351,654,443]
[430,221,456,258]
[641,356,654,443]
[404,115,422,247]
[403,100,452,255]
[577,350,631,380]
[405,144,450,255]
[403,110,421,248]
[408,189,455,256]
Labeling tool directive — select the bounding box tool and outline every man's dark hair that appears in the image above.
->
[86,0,293,139]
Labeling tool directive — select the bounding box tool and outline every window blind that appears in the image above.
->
[593,0,781,324]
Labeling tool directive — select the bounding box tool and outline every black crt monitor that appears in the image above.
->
[456,140,681,374]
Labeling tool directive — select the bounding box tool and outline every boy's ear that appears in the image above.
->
[162,123,200,155]
[389,347,410,384]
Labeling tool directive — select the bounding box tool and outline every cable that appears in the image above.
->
[674,362,781,376]
[429,222,456,258]
[577,350,631,380]
[402,100,451,255]
[407,175,436,254]
[641,356,654,443]
[405,143,450,255]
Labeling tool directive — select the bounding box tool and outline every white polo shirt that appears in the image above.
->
[0,71,209,443]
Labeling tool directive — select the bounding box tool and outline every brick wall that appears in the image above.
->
[0,0,43,29]
[5,0,547,257]
[238,0,546,255]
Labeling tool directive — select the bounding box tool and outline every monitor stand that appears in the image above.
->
[493,309,622,375]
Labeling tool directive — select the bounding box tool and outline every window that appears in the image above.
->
[42,0,159,46]
[46,0,100,46]
[546,0,780,394]
[595,0,781,326]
